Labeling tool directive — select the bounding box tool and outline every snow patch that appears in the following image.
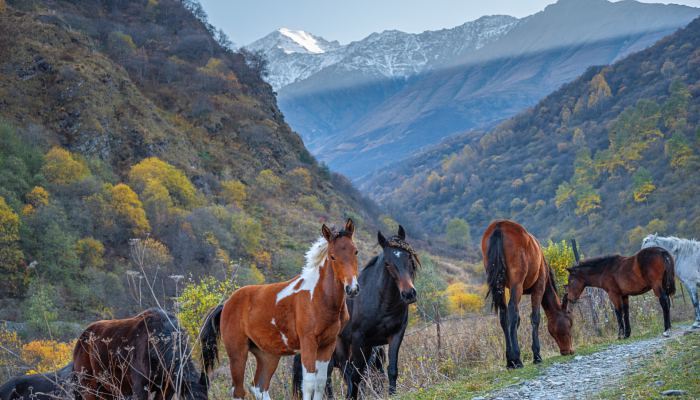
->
[279,28,325,54]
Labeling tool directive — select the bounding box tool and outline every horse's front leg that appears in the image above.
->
[622,296,631,338]
[301,338,333,400]
[345,333,369,400]
[609,293,624,339]
[530,290,544,364]
[387,318,408,395]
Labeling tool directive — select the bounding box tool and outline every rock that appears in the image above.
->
[574,355,583,360]
[652,380,665,387]
[471,397,485,400]
[661,389,688,396]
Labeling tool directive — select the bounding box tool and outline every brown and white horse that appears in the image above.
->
[200,219,359,400]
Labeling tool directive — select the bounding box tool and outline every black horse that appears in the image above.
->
[293,225,419,399]
[0,362,73,400]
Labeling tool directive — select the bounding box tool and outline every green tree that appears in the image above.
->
[0,196,25,297]
[446,218,470,248]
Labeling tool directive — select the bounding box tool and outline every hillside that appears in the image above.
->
[257,0,699,178]
[362,16,700,256]
[0,0,380,325]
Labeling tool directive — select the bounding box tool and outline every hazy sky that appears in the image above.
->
[199,0,700,45]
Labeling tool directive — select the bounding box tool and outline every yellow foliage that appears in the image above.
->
[21,340,74,374]
[587,72,612,108]
[255,169,282,193]
[0,327,22,373]
[176,276,236,341]
[289,167,312,191]
[21,204,34,215]
[575,191,601,215]
[380,215,399,233]
[633,182,656,202]
[42,147,89,185]
[109,183,151,235]
[542,240,577,291]
[76,237,105,269]
[445,282,484,315]
[254,250,271,268]
[221,179,246,206]
[26,186,49,207]
[129,157,201,209]
[298,195,324,213]
[0,0,5,13]
[0,197,20,244]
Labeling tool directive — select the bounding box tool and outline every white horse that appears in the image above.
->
[642,234,700,328]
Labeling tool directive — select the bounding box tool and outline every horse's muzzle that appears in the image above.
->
[345,277,360,298]
[401,288,417,304]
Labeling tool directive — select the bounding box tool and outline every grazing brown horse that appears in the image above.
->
[72,308,207,400]
[483,220,573,369]
[200,219,358,400]
[564,246,675,338]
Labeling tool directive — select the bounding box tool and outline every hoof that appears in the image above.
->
[662,330,670,337]
[506,360,524,369]
[533,357,542,364]
[692,321,700,329]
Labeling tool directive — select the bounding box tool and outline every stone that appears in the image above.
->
[661,389,688,396]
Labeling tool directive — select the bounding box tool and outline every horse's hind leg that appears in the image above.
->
[609,293,624,339]
[250,347,280,400]
[497,304,512,368]
[689,284,700,328]
[530,290,543,364]
[653,286,672,336]
[622,296,631,338]
[506,285,523,368]
[223,333,249,400]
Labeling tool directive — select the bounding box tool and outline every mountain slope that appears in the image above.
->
[363,16,700,256]
[0,0,379,321]
[261,0,699,178]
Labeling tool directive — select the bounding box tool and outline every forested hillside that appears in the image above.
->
[364,17,700,256]
[0,0,380,327]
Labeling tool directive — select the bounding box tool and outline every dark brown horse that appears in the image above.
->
[564,246,675,338]
[483,220,573,369]
[73,308,207,400]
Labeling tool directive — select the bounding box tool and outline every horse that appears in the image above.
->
[564,246,676,338]
[0,362,73,400]
[482,220,573,369]
[72,308,207,400]
[200,219,359,400]
[292,225,419,399]
[641,234,700,328]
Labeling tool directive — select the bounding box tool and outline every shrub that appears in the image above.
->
[445,282,484,315]
[129,157,201,209]
[176,276,235,341]
[298,195,324,213]
[255,169,282,194]
[21,340,74,374]
[75,237,105,269]
[0,196,25,297]
[41,147,89,185]
[542,240,578,291]
[25,186,49,207]
[109,183,151,236]
[220,179,246,206]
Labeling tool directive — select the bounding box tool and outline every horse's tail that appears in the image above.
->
[485,225,507,312]
[200,304,224,375]
[291,354,303,400]
[661,250,676,297]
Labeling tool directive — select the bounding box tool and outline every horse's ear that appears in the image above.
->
[398,225,406,240]
[378,231,388,248]
[345,218,355,236]
[322,224,333,241]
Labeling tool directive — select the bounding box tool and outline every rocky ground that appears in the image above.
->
[476,326,696,400]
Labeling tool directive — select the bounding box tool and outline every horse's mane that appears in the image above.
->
[645,234,700,247]
[570,255,621,271]
[546,264,558,293]
[363,255,380,271]
[304,237,328,273]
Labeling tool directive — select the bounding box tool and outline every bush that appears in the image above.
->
[75,237,105,269]
[542,240,578,291]
[255,169,282,195]
[41,147,89,185]
[21,340,74,374]
[445,282,484,315]
[220,179,246,206]
[0,196,25,297]
[176,276,235,341]
[129,157,201,209]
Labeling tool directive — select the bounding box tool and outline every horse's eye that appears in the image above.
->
[355,250,358,255]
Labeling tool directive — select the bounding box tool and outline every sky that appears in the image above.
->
[199,0,700,45]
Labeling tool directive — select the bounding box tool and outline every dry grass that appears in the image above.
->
[203,289,695,399]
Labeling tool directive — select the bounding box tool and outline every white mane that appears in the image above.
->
[276,237,327,303]
[304,236,328,274]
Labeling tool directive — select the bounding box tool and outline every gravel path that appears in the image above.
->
[476,327,694,400]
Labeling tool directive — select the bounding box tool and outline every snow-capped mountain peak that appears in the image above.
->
[277,28,326,54]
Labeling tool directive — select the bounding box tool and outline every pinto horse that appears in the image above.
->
[200,219,358,400]
[564,246,675,338]
[73,308,207,400]
[292,225,419,399]
[0,362,73,400]
[483,220,573,369]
